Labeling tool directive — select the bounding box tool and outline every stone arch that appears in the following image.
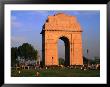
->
[40,13,83,66]
[56,35,70,44]
[57,36,70,66]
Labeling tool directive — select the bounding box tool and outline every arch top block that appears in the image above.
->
[43,13,82,31]
[48,13,77,23]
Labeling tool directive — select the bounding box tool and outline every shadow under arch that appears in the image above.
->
[58,36,70,66]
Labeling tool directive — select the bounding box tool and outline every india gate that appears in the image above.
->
[40,13,83,66]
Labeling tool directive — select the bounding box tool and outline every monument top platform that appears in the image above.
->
[41,13,82,34]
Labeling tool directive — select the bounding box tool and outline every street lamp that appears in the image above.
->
[87,49,89,66]
[52,57,53,66]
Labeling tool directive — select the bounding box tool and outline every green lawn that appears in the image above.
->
[11,68,100,77]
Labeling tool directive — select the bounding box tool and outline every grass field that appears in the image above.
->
[11,67,100,77]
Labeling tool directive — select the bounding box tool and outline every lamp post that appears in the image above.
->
[52,57,53,66]
[87,49,89,67]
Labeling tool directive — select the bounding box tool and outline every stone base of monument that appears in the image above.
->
[69,65,83,69]
[42,65,84,69]
[44,65,60,69]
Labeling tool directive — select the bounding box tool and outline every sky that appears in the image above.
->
[11,10,100,60]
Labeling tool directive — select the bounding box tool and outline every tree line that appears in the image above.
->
[11,43,100,67]
[11,43,38,67]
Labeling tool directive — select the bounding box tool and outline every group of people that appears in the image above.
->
[81,64,100,70]
[15,63,100,74]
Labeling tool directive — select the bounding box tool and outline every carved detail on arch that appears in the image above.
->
[56,34,71,44]
[43,13,82,31]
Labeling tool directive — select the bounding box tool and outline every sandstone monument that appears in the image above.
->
[40,13,83,66]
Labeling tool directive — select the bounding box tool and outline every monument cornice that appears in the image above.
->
[40,29,83,34]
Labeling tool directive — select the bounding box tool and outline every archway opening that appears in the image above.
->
[58,36,70,66]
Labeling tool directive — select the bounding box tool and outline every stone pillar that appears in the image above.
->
[73,33,83,65]
[70,43,74,65]
[70,34,74,65]
[45,42,58,66]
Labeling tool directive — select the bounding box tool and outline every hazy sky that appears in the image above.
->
[11,10,100,60]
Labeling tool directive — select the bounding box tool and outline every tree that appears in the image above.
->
[83,56,96,64]
[59,57,65,65]
[17,43,38,60]
[83,56,88,64]
[11,43,38,67]
[11,47,18,66]
[94,56,100,64]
